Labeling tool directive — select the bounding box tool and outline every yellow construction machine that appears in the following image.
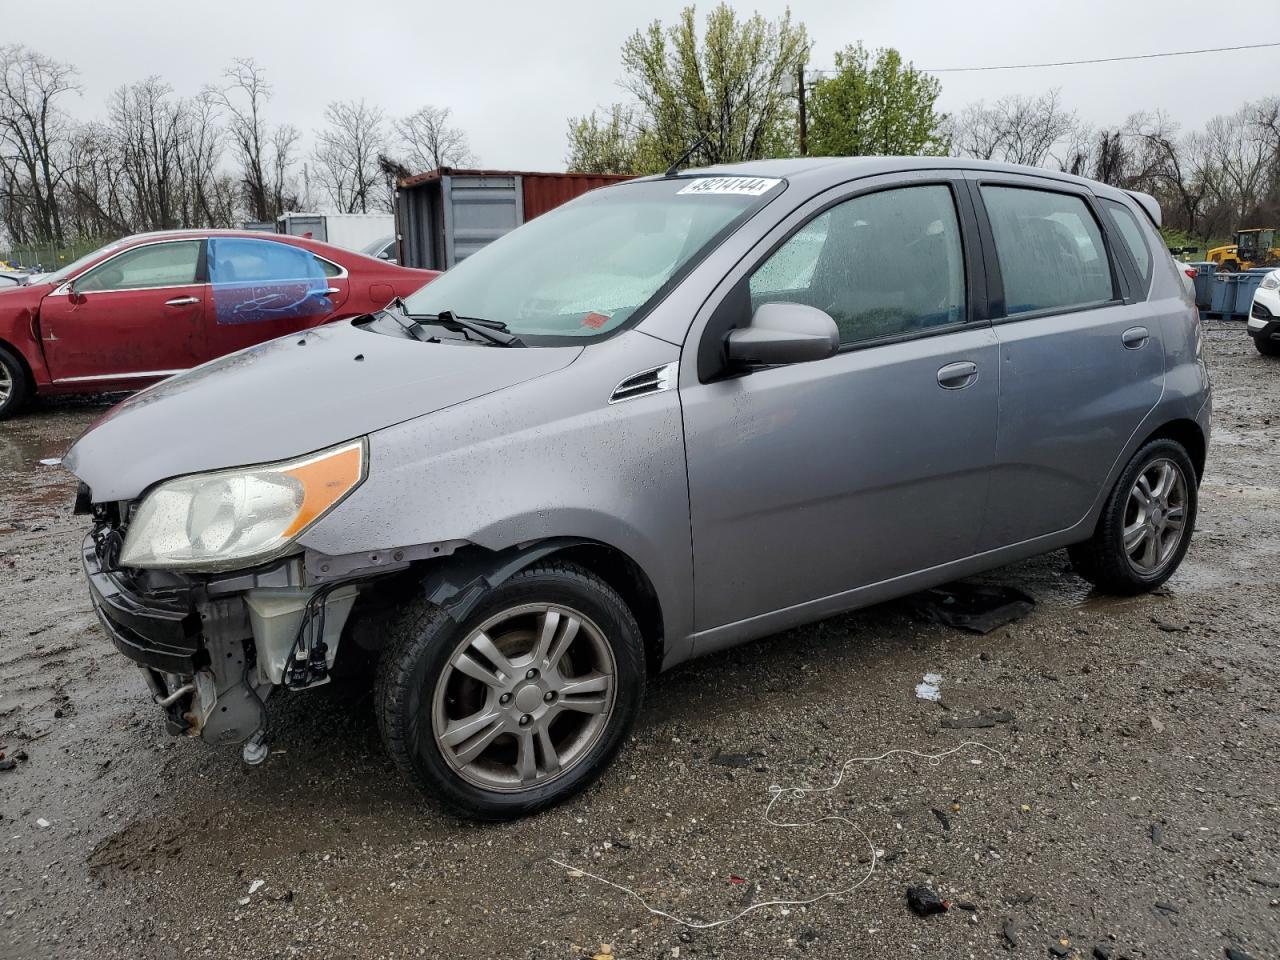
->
[1205,228,1280,271]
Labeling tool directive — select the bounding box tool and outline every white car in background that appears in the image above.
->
[1173,258,1196,299]
[1247,269,1280,356]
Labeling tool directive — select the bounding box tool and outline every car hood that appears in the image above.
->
[64,319,583,502]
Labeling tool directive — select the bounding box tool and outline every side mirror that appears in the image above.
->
[726,302,840,367]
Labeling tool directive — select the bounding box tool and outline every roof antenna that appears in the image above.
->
[665,134,710,178]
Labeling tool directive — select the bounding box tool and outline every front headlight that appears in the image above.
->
[1261,271,1280,290]
[119,439,366,570]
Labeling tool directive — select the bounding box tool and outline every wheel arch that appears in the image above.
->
[407,537,667,674]
[1142,418,1206,482]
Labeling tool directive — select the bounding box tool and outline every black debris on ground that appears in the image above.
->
[906,885,949,917]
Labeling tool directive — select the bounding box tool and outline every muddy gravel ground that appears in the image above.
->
[2,324,1278,960]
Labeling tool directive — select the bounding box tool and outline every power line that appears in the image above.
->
[922,41,1280,73]
[806,41,1280,77]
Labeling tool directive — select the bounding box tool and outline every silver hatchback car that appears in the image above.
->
[67,157,1210,819]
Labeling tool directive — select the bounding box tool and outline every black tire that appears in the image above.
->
[1253,336,1280,357]
[0,345,29,420]
[1069,438,1198,595]
[375,562,645,820]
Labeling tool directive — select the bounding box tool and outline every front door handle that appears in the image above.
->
[1122,326,1149,349]
[164,296,201,307]
[937,360,979,389]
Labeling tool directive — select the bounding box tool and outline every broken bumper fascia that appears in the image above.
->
[82,535,202,675]
[81,533,353,744]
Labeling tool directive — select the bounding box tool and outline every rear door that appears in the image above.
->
[205,237,350,360]
[968,173,1166,549]
[38,239,206,383]
[681,173,999,637]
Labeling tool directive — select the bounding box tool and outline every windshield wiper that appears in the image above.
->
[380,298,431,342]
[419,309,525,347]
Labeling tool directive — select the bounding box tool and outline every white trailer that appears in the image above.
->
[276,212,394,253]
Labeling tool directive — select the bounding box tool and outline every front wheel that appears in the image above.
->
[1069,439,1198,595]
[1253,336,1280,357]
[375,562,645,820]
[0,345,29,420]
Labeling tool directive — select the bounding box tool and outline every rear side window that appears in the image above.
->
[1101,198,1153,287]
[981,186,1114,314]
[208,238,330,284]
[749,184,966,345]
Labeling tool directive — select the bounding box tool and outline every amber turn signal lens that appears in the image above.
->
[282,442,365,538]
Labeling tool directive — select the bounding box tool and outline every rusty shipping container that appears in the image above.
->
[393,168,632,270]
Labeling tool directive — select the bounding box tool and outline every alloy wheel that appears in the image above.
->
[0,362,12,406]
[431,602,617,793]
[1123,458,1189,575]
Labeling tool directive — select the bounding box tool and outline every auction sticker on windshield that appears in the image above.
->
[677,176,781,196]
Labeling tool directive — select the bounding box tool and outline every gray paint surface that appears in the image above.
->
[64,320,581,501]
[67,156,1211,671]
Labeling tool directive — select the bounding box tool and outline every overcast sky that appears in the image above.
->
[12,0,1279,172]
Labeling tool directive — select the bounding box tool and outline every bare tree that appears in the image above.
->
[312,99,386,213]
[948,90,1077,168]
[0,44,78,246]
[1203,105,1272,225]
[211,57,297,222]
[1127,112,1210,238]
[394,104,475,173]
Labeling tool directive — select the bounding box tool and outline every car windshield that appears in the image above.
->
[41,238,135,286]
[401,176,783,340]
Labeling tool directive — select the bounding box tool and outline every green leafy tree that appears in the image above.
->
[806,44,947,158]
[566,4,809,174]
[566,105,640,175]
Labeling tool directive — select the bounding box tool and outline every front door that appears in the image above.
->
[968,177,1166,549]
[39,239,206,383]
[681,180,999,635]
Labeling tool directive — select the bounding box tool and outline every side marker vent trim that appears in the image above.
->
[608,361,677,404]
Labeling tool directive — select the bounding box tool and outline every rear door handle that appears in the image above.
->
[322,287,341,296]
[937,360,979,389]
[1122,326,1149,349]
[164,296,200,307]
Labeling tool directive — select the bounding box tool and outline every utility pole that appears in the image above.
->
[797,63,808,156]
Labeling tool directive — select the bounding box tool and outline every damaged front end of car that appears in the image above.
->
[75,438,374,763]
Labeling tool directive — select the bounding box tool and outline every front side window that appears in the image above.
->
[981,186,1114,314]
[402,177,783,340]
[748,184,966,345]
[1101,198,1152,286]
[75,241,200,292]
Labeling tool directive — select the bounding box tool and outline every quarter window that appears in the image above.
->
[75,241,200,292]
[1101,198,1153,286]
[981,186,1114,314]
[748,185,966,346]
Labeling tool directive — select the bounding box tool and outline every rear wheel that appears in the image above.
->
[1069,439,1198,595]
[376,562,645,820]
[0,345,28,420]
[1254,336,1280,357]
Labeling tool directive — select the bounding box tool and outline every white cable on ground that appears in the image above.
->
[549,740,1007,930]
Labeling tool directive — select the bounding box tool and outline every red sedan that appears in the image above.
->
[0,230,435,418]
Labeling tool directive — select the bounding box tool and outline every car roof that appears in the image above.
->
[118,228,351,255]
[661,155,1127,198]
